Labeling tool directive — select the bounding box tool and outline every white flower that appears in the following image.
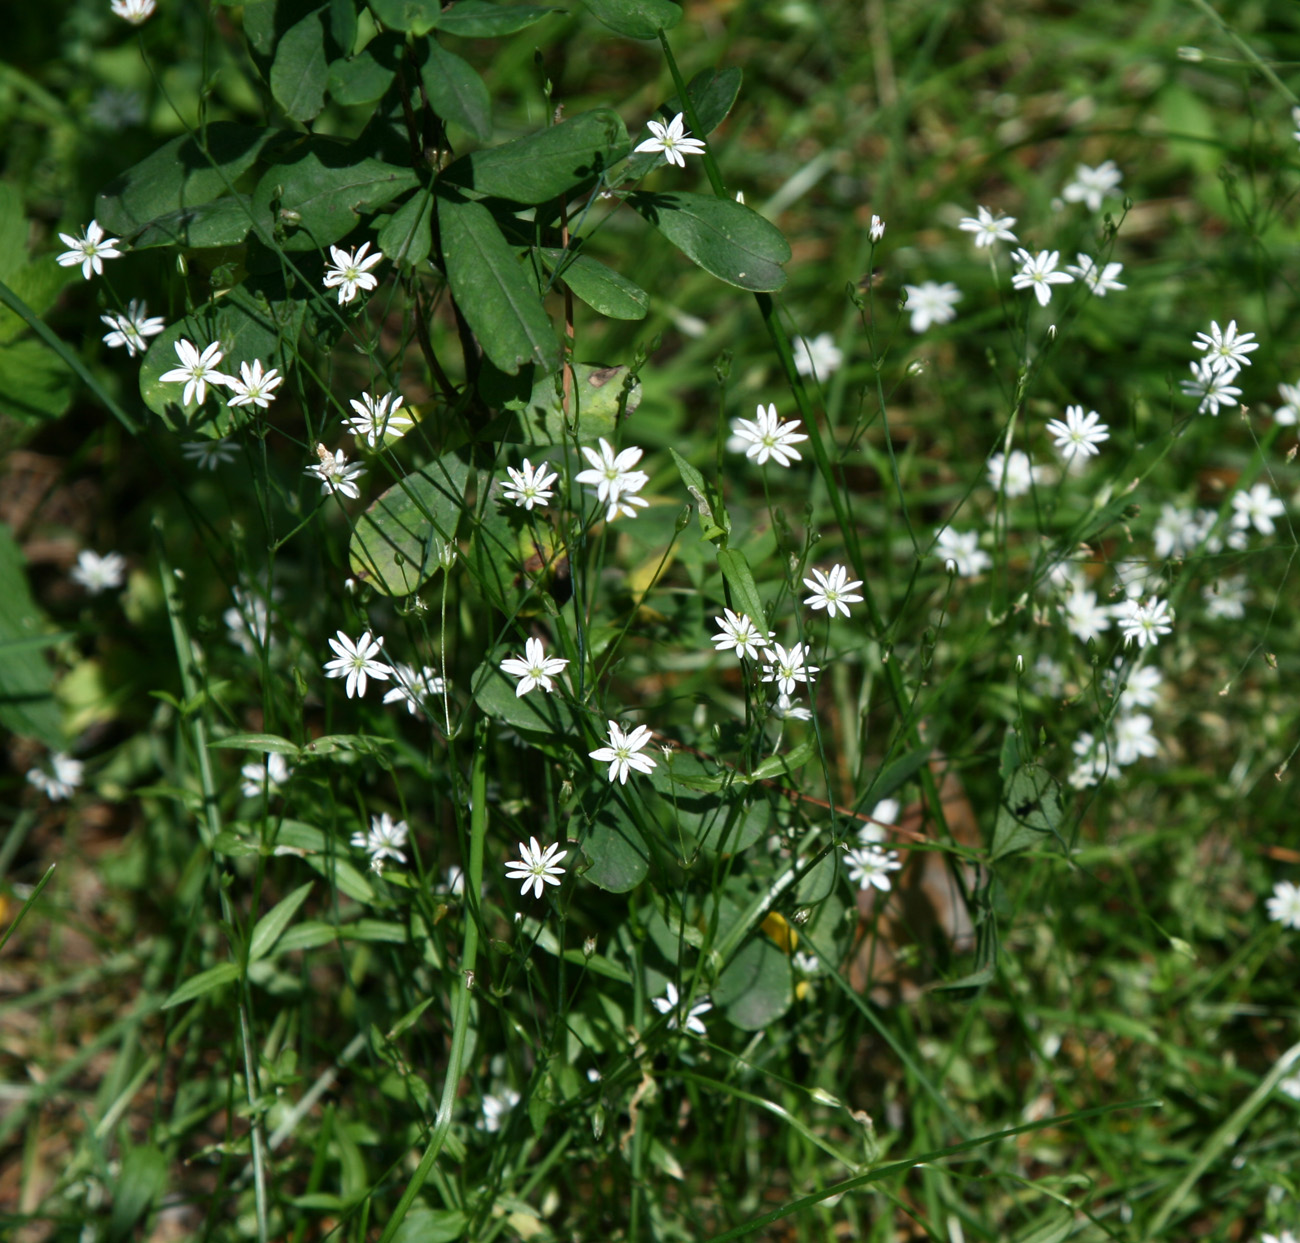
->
[501,458,559,511]
[500,637,569,696]
[158,339,234,407]
[1108,660,1163,711]
[71,549,126,594]
[323,241,383,305]
[26,752,84,801]
[504,835,567,899]
[633,112,706,167]
[589,720,657,784]
[1231,482,1285,535]
[771,694,813,721]
[224,587,271,656]
[110,0,156,23]
[1061,160,1123,212]
[652,981,711,1036]
[1203,574,1252,620]
[574,438,649,520]
[100,299,163,356]
[382,663,445,714]
[1266,880,1300,930]
[760,642,820,697]
[935,527,990,577]
[1030,655,1065,697]
[1154,503,1219,559]
[240,752,291,799]
[730,403,808,467]
[1112,712,1158,766]
[1180,358,1242,417]
[1274,380,1300,425]
[1068,733,1112,788]
[55,220,122,280]
[1010,249,1074,307]
[322,629,390,698]
[792,332,843,378]
[1065,253,1125,296]
[710,609,770,660]
[226,359,284,410]
[480,1088,520,1132]
[350,812,409,870]
[1046,405,1109,463]
[1061,589,1112,644]
[844,845,902,892]
[858,798,899,845]
[802,564,864,618]
[344,391,413,447]
[1278,1075,1300,1102]
[1193,319,1258,377]
[306,444,366,499]
[987,449,1046,498]
[958,205,1017,248]
[1116,596,1173,649]
[869,214,886,242]
[901,281,962,332]
[443,865,466,896]
[181,437,239,470]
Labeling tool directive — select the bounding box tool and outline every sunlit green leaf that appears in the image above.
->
[579,0,682,39]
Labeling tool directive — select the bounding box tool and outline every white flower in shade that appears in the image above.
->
[958,205,1017,248]
[844,845,902,892]
[240,752,292,799]
[350,812,409,871]
[226,359,284,410]
[71,549,126,594]
[159,339,234,406]
[1116,596,1173,649]
[1046,405,1109,463]
[1266,880,1300,929]
[224,587,271,656]
[730,403,808,467]
[633,112,706,167]
[181,437,239,470]
[710,609,770,660]
[504,836,567,899]
[443,865,466,896]
[1061,160,1123,212]
[100,299,163,356]
[858,797,900,845]
[322,629,390,698]
[902,281,962,332]
[1231,482,1285,535]
[574,438,649,520]
[869,214,886,242]
[56,220,122,279]
[1061,589,1112,644]
[501,458,559,511]
[589,720,657,784]
[1010,249,1074,307]
[935,527,990,577]
[382,663,445,714]
[792,333,843,378]
[652,981,711,1036]
[1180,358,1242,416]
[1030,655,1065,697]
[480,1088,520,1132]
[1112,712,1158,766]
[1065,254,1126,296]
[1193,319,1258,377]
[306,444,366,499]
[345,392,413,447]
[987,449,1046,498]
[771,694,813,721]
[323,241,383,305]
[87,86,145,131]
[1273,380,1300,425]
[793,951,822,975]
[1107,660,1163,711]
[110,0,156,23]
[500,637,569,696]
[1113,559,1156,600]
[1154,503,1219,559]
[802,564,864,618]
[1278,1075,1300,1101]
[26,752,84,801]
[760,642,820,696]
[1203,574,1252,620]
[1068,733,1111,789]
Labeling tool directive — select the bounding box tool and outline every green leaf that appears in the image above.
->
[162,962,241,1009]
[108,1145,167,1243]
[366,0,441,34]
[327,32,402,106]
[349,452,471,595]
[869,747,931,804]
[274,920,340,953]
[494,361,640,445]
[249,881,314,961]
[95,123,276,240]
[0,524,61,746]
[0,184,26,282]
[301,852,375,903]
[432,1,556,36]
[390,1207,470,1243]
[715,546,767,634]
[439,108,629,204]
[209,732,302,756]
[714,935,792,1030]
[471,658,580,736]
[749,737,815,783]
[0,338,72,421]
[271,8,330,122]
[579,0,682,39]
[990,764,1063,860]
[437,194,558,375]
[127,196,264,251]
[252,137,418,252]
[581,798,650,893]
[538,248,648,320]
[0,257,72,345]
[628,191,790,292]
[377,191,434,268]
[669,447,729,540]
[419,39,492,142]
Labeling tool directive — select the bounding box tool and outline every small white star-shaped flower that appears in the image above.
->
[323,241,384,305]
[844,845,902,892]
[56,220,122,280]
[1267,880,1300,929]
[345,391,413,447]
[500,637,569,696]
[1010,248,1074,307]
[958,205,1017,248]
[1274,380,1300,425]
[760,642,820,696]
[1193,319,1258,377]
[935,528,990,577]
[181,437,239,470]
[1066,253,1126,296]
[1116,596,1173,649]
[71,549,126,594]
[110,0,156,23]
[1231,482,1285,535]
[240,752,292,799]
[1061,160,1123,212]
[100,299,164,356]
[589,720,657,784]
[730,403,808,467]
[350,812,409,871]
[306,444,366,499]
[901,280,962,332]
[987,449,1047,497]
[869,214,886,242]
[711,608,770,660]
[1180,358,1242,416]
[1061,589,1112,644]
[26,752,84,801]
[652,981,711,1036]
[504,836,567,899]
[633,112,707,168]
[1045,405,1109,464]
[501,458,559,511]
[792,333,843,378]
[158,339,234,407]
[226,359,284,409]
[322,629,390,698]
[382,663,445,715]
[802,564,864,619]
[574,438,649,520]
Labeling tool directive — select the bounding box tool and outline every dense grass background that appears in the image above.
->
[3,0,1300,1240]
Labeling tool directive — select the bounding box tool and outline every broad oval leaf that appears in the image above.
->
[271,8,330,122]
[538,248,648,320]
[367,0,441,34]
[579,0,681,39]
[714,935,792,1029]
[349,452,471,595]
[327,33,402,106]
[433,1,557,36]
[493,360,641,445]
[439,109,628,205]
[437,194,558,375]
[377,191,434,267]
[471,658,580,737]
[581,799,650,893]
[419,39,492,142]
[128,196,265,251]
[629,191,790,291]
[162,961,241,1010]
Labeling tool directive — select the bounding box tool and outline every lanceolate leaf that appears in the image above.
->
[270,7,330,122]
[579,0,682,39]
[377,191,434,267]
[419,39,492,142]
[538,248,649,320]
[432,1,557,37]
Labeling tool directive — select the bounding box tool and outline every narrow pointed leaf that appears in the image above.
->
[538,248,648,319]
[249,882,314,961]
[162,962,241,1009]
[419,40,492,142]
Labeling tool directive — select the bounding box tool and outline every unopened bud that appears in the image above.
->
[583,936,597,959]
